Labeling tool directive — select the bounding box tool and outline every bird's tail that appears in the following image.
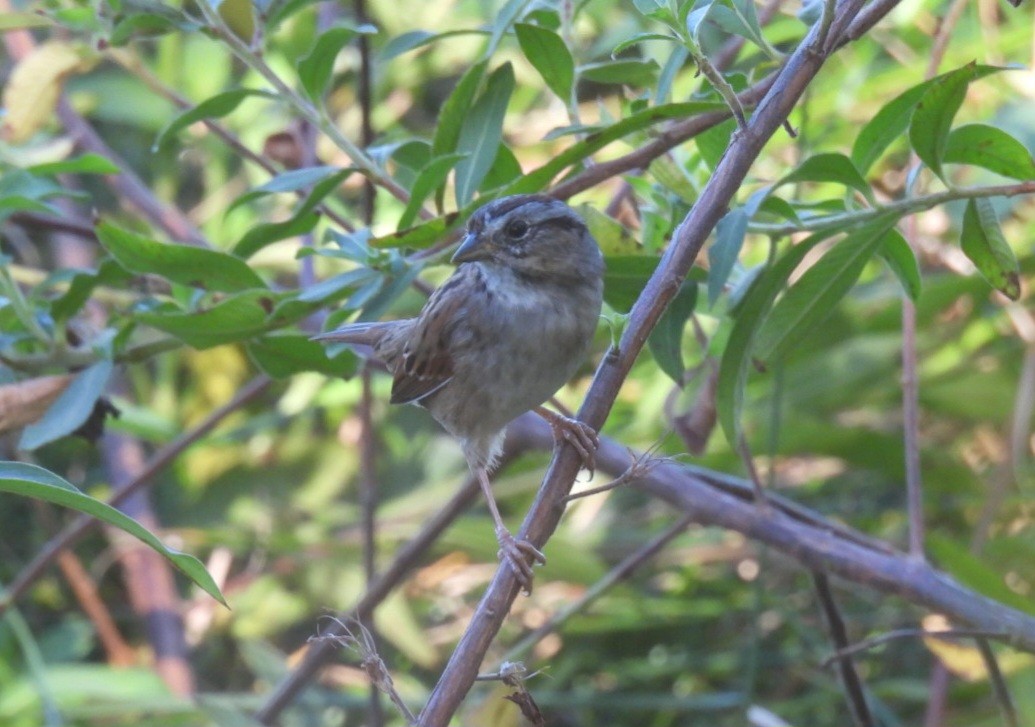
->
[311,321,395,347]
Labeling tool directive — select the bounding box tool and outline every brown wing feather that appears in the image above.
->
[388,275,462,405]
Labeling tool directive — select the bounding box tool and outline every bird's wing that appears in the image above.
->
[388,278,461,405]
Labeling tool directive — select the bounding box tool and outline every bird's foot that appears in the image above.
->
[544,413,599,476]
[496,526,545,595]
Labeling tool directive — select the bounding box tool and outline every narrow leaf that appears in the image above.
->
[154,89,274,150]
[909,62,978,182]
[878,229,922,300]
[648,282,698,382]
[298,24,377,100]
[708,208,748,305]
[431,61,487,157]
[454,63,514,206]
[754,215,899,366]
[515,23,574,100]
[717,231,834,445]
[0,461,226,606]
[779,152,874,203]
[247,333,356,378]
[28,153,119,176]
[944,123,1035,180]
[97,222,266,292]
[960,198,1021,300]
[578,59,659,86]
[19,360,113,451]
[399,153,466,229]
[233,212,321,258]
[136,290,279,349]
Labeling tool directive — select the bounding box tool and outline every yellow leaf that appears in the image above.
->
[2,41,97,143]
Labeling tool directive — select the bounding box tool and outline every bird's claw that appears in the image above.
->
[496,527,545,595]
[549,415,599,476]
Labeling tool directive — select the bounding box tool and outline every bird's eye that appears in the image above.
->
[505,219,529,239]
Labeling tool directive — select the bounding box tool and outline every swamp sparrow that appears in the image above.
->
[315,194,604,590]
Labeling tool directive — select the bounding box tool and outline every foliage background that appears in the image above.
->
[1,0,1034,725]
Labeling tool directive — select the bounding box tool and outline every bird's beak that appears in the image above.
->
[451,233,492,264]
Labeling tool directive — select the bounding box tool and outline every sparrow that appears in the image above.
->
[315,194,604,591]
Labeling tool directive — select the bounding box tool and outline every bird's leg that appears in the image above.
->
[474,466,545,594]
[535,406,599,476]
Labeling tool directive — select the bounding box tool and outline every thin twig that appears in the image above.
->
[976,637,1019,727]
[812,572,874,727]
[820,627,1009,667]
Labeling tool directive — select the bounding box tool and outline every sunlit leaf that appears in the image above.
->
[778,152,874,203]
[2,41,97,143]
[909,62,979,182]
[28,154,119,176]
[136,290,279,349]
[247,333,356,378]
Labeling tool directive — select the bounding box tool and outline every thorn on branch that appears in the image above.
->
[309,616,416,724]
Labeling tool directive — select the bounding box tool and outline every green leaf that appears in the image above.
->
[454,63,515,206]
[154,89,275,150]
[398,153,466,229]
[18,360,113,451]
[515,23,574,100]
[97,221,265,292]
[431,61,487,158]
[228,166,350,214]
[944,123,1035,180]
[648,282,698,383]
[909,62,979,182]
[298,24,378,100]
[578,59,659,86]
[754,215,899,366]
[717,231,835,446]
[697,118,736,171]
[247,333,356,378]
[779,152,874,203]
[708,209,748,305]
[877,229,922,300]
[136,290,278,349]
[0,11,53,30]
[380,29,435,59]
[27,154,120,176]
[0,461,226,606]
[960,198,1020,300]
[50,259,132,323]
[297,268,377,303]
[486,0,527,56]
[612,32,678,56]
[374,101,722,249]
[604,255,659,313]
[851,80,932,174]
[371,213,460,250]
[233,212,321,259]
[928,534,1035,617]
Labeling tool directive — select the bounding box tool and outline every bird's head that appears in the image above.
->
[451,195,603,284]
